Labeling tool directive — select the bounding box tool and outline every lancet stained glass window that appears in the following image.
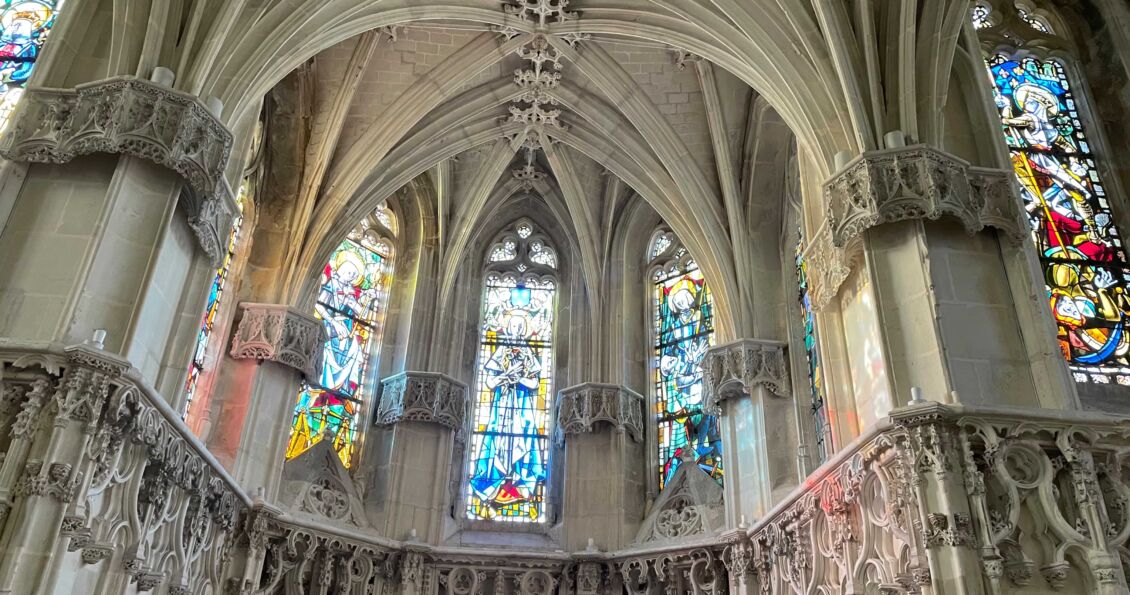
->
[0,0,61,130]
[653,256,720,489]
[467,222,557,523]
[988,55,1130,385]
[288,214,395,467]
[796,237,831,462]
[183,187,246,418]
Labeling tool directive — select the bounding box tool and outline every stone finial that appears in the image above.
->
[825,145,1027,249]
[375,372,469,432]
[0,77,236,265]
[555,383,644,443]
[229,303,326,380]
[701,339,790,414]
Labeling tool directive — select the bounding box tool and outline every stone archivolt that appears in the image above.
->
[376,371,470,433]
[0,76,236,265]
[825,145,1028,250]
[555,382,644,443]
[701,339,791,414]
[230,303,327,380]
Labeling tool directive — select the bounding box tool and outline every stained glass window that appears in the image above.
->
[288,214,395,467]
[987,55,1130,385]
[796,237,832,462]
[467,221,557,523]
[0,0,61,131]
[652,252,720,489]
[182,186,247,418]
[971,4,991,29]
[1015,6,1051,33]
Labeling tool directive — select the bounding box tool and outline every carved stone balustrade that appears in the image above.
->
[701,339,790,414]
[0,341,248,595]
[555,383,645,443]
[230,303,326,380]
[0,77,236,264]
[824,145,1028,250]
[376,371,469,432]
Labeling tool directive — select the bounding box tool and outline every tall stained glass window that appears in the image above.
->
[183,186,247,418]
[288,207,396,467]
[649,232,720,489]
[796,237,831,462]
[0,0,62,130]
[987,55,1130,385]
[467,220,557,523]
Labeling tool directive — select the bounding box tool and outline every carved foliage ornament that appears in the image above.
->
[376,371,470,433]
[230,303,326,380]
[555,383,644,443]
[0,77,236,265]
[701,339,790,414]
[825,145,1027,249]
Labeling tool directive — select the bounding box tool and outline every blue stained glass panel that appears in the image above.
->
[0,0,61,129]
[653,267,720,489]
[796,238,831,462]
[466,276,555,522]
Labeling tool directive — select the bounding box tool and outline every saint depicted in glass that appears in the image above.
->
[288,210,395,467]
[651,234,720,489]
[183,187,246,418]
[0,0,61,130]
[467,221,557,522]
[796,237,831,462]
[988,55,1130,384]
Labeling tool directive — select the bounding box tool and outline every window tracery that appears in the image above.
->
[0,0,61,130]
[978,10,1130,385]
[466,219,557,523]
[288,208,397,467]
[648,230,721,490]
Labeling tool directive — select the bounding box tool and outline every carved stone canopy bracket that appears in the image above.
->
[229,303,326,380]
[801,224,854,312]
[701,339,790,414]
[376,371,469,433]
[555,383,644,443]
[0,76,236,265]
[825,145,1027,249]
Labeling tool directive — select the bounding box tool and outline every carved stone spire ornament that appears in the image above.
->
[555,383,644,443]
[229,303,327,380]
[0,77,236,265]
[375,371,470,433]
[701,339,791,414]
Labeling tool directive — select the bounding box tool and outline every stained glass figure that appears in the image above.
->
[988,55,1130,384]
[0,0,60,130]
[288,233,393,467]
[183,186,246,419]
[653,262,720,489]
[796,237,831,463]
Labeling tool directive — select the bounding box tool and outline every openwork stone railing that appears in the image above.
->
[555,383,645,443]
[230,303,326,380]
[0,77,236,265]
[376,371,470,433]
[0,341,249,594]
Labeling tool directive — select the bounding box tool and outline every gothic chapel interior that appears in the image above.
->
[4,0,1130,593]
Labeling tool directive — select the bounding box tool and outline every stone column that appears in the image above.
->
[211,302,325,499]
[556,383,646,551]
[702,339,796,524]
[813,145,1071,423]
[0,77,236,392]
[367,371,468,543]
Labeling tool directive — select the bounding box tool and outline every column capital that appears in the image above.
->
[555,383,644,443]
[702,339,790,414]
[229,303,325,380]
[375,371,469,432]
[825,145,1027,250]
[0,76,236,265]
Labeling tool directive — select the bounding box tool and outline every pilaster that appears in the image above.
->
[556,383,646,551]
[701,339,797,524]
[368,372,469,543]
[208,302,325,499]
